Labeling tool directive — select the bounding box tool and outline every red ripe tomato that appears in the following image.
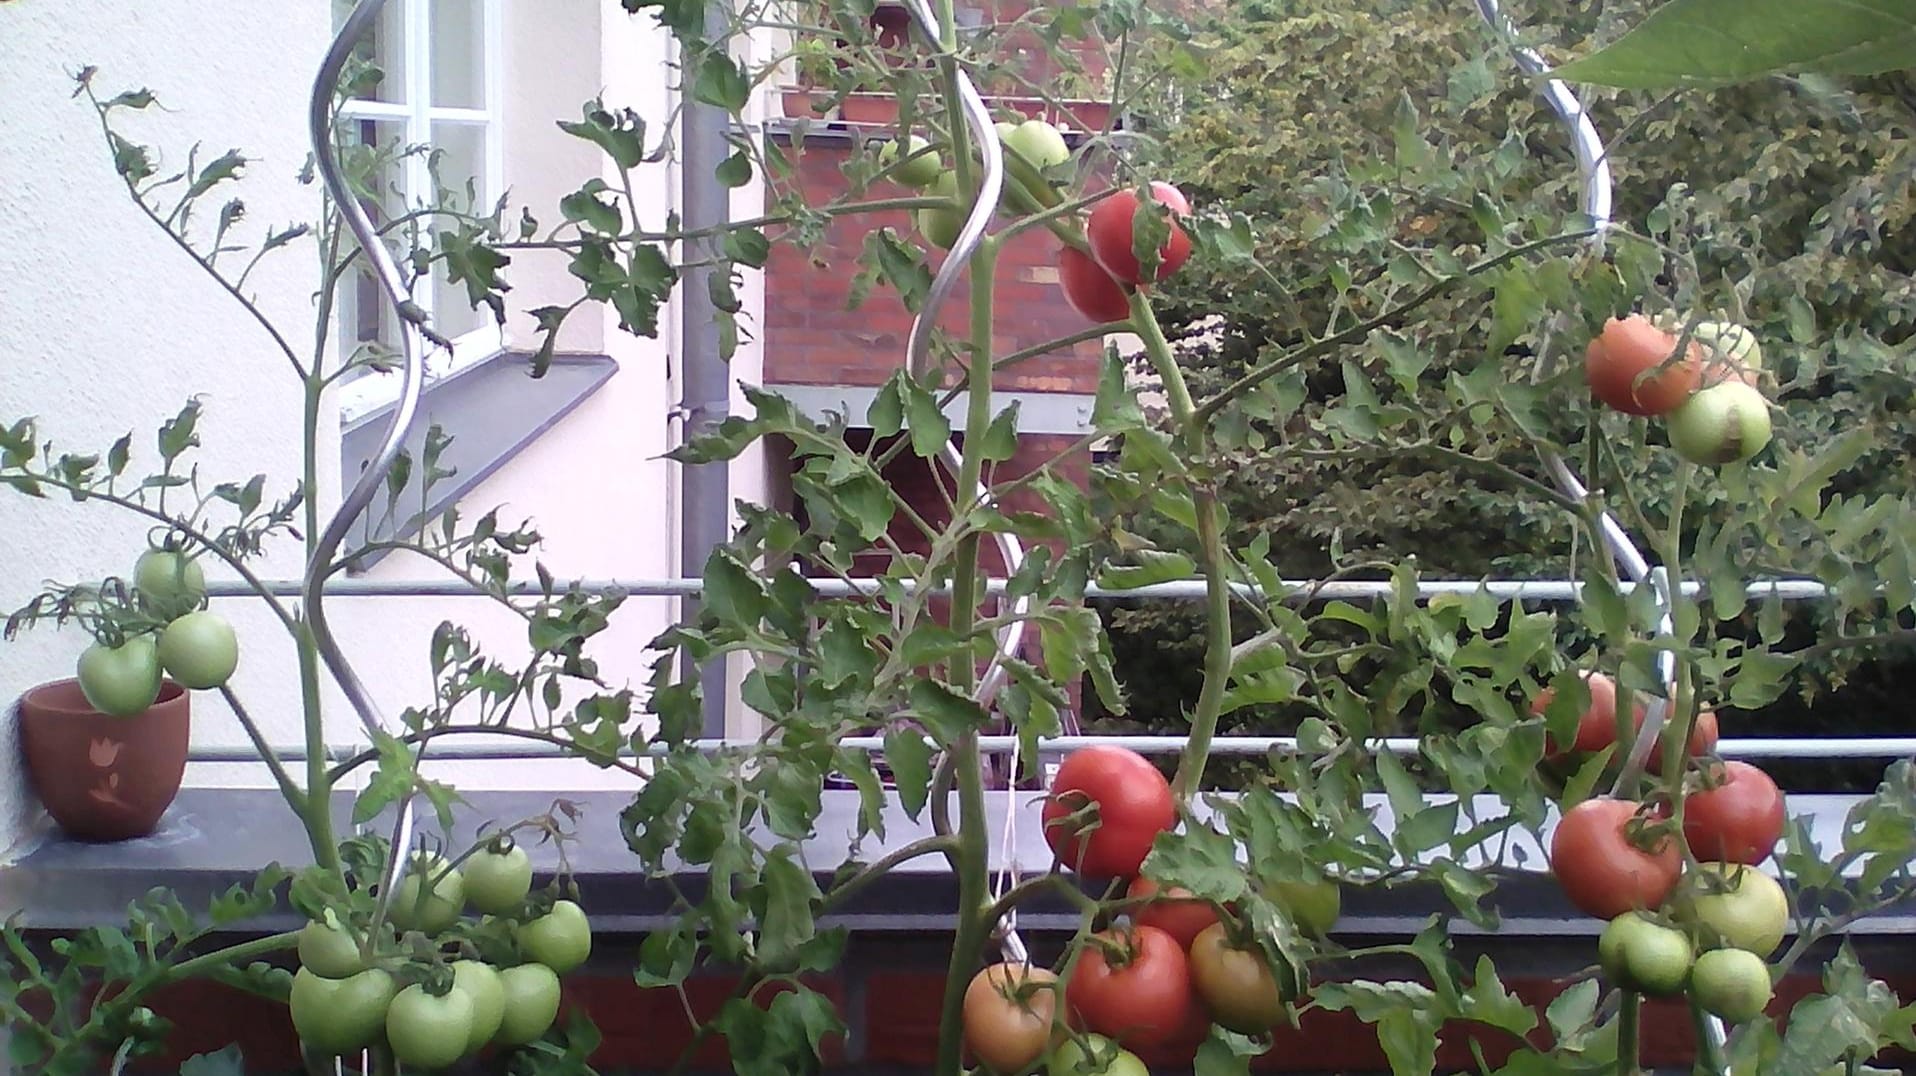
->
[1059,246,1132,324]
[1127,877,1219,950]
[1683,761,1785,865]
[1042,746,1176,879]
[1087,182,1192,286]
[1645,708,1719,775]
[1533,671,1623,756]
[1550,797,1680,919]
[1585,315,1703,416]
[1066,924,1192,1048]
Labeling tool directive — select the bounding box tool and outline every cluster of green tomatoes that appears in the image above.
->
[291,839,592,1069]
[75,547,239,716]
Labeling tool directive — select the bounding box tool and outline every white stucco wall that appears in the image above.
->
[0,1,770,852]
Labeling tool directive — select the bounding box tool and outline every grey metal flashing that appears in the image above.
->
[4,788,1911,939]
[338,352,617,569]
[770,383,1097,435]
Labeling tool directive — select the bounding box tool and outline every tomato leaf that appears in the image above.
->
[1550,0,1916,89]
[907,679,986,742]
[1096,549,1196,590]
[754,847,821,970]
[883,727,934,821]
[901,377,951,459]
[1460,955,1538,1037]
[1141,815,1248,904]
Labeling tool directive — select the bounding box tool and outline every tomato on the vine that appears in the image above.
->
[1680,862,1788,955]
[880,134,942,189]
[1048,1033,1149,1076]
[1646,707,1718,774]
[465,840,534,915]
[1059,246,1131,325]
[77,635,163,717]
[1533,670,1622,756]
[962,962,1058,1074]
[494,963,563,1045]
[1043,746,1175,880]
[1001,118,1071,170]
[1689,948,1773,1023]
[1550,797,1680,919]
[1086,182,1191,286]
[452,959,506,1053]
[134,549,206,617]
[1187,923,1285,1033]
[520,898,591,973]
[1585,315,1702,417]
[296,917,366,979]
[1127,877,1218,950]
[1598,913,1691,996]
[289,967,395,1056]
[385,983,475,1069]
[1265,877,1341,937]
[390,853,466,935]
[1667,381,1772,465]
[157,610,238,690]
[1683,761,1785,865]
[1065,924,1191,1048]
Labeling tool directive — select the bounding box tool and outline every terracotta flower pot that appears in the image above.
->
[18,678,190,842]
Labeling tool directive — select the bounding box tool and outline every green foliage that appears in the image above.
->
[1552,0,1916,89]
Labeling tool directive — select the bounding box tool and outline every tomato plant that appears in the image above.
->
[1681,863,1790,956]
[385,983,475,1069]
[1064,925,1191,1048]
[289,967,395,1056]
[1666,381,1772,464]
[1042,746,1175,880]
[465,840,534,915]
[1684,761,1786,865]
[451,960,506,1053]
[390,854,466,935]
[1059,246,1132,325]
[133,549,205,618]
[1126,877,1218,950]
[1048,1034,1149,1076]
[962,963,1058,1073]
[1187,923,1285,1033]
[295,917,365,980]
[1086,182,1191,286]
[1551,798,1681,919]
[76,635,163,717]
[1689,948,1773,1023]
[155,610,238,690]
[519,899,591,974]
[1584,315,1702,416]
[495,963,563,1046]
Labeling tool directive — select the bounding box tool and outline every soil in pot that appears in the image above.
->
[18,677,190,842]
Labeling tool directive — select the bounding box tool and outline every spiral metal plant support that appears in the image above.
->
[1471,0,1729,1065]
[309,0,433,911]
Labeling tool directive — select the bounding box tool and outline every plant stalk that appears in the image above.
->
[1128,294,1231,800]
[299,374,340,873]
[1619,989,1642,1076]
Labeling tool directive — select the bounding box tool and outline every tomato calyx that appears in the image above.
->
[1619,802,1677,853]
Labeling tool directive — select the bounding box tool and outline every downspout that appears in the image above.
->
[678,2,733,739]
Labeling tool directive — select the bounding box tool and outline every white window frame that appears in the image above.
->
[335,0,506,427]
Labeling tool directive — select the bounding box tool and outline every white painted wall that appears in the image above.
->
[0,0,772,853]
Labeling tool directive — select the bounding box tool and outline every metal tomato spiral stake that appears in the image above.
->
[309,0,435,916]
[1471,0,1728,1066]
[895,0,1038,964]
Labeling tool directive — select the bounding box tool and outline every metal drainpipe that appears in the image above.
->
[678,2,734,739]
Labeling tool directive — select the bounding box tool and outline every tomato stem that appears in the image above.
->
[1618,989,1642,1076]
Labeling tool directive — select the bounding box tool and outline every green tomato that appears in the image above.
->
[1689,948,1773,1023]
[1048,1033,1149,1076]
[519,899,591,974]
[880,134,942,189]
[1617,918,1693,997]
[1694,320,1763,371]
[452,960,506,1053]
[76,635,162,717]
[296,917,366,979]
[385,983,475,1070]
[1267,878,1341,937]
[1681,863,1789,956]
[390,854,466,935]
[156,610,239,690]
[134,549,206,617]
[1597,911,1646,984]
[465,842,534,915]
[495,963,563,1046]
[1002,118,1071,169]
[1666,381,1771,465]
[916,171,965,250]
[289,967,395,1056]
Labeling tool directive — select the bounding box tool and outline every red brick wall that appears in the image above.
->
[765,140,1104,396]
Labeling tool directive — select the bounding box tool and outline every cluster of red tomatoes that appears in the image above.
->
[961,746,1337,1074]
[1585,315,1772,466]
[1542,673,1789,1023]
[882,118,1193,328]
[74,548,240,717]
[290,841,590,1067]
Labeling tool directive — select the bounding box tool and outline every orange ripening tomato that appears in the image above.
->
[1586,315,1703,416]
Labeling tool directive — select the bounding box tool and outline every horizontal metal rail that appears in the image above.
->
[207,576,1839,602]
[187,734,1916,764]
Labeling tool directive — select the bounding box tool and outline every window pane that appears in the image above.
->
[429,121,489,340]
[334,118,409,383]
[430,0,485,109]
[334,0,408,104]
